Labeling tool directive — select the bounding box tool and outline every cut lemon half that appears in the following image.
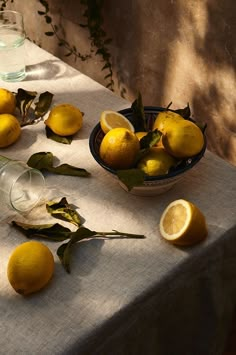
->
[100,110,135,134]
[159,199,207,246]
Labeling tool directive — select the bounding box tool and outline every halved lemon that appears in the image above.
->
[159,199,207,246]
[100,110,134,134]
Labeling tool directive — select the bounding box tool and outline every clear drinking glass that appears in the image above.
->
[0,156,45,213]
[0,10,26,82]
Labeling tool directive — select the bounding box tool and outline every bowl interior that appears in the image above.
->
[89,106,207,181]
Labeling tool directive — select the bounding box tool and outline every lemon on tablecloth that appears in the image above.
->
[159,199,207,246]
[7,241,54,296]
[100,110,134,134]
[45,103,83,136]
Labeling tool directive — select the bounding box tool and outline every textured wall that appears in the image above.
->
[4,0,236,165]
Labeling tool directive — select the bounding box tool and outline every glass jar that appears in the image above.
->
[0,155,45,213]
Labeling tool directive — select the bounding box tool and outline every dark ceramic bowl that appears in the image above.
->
[89,106,207,195]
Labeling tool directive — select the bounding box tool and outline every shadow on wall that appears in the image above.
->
[191,0,236,163]
[104,0,236,164]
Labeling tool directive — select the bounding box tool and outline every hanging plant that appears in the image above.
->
[38,0,114,90]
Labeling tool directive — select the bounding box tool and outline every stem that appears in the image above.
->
[94,231,146,239]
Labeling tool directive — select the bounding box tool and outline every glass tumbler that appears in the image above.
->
[0,10,26,82]
[0,156,45,213]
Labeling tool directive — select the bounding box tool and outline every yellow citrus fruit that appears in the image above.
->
[45,103,83,136]
[7,241,54,296]
[0,113,21,148]
[162,120,205,158]
[0,88,16,114]
[159,199,208,246]
[152,110,184,133]
[135,131,147,141]
[137,147,176,176]
[100,110,134,134]
[99,127,140,169]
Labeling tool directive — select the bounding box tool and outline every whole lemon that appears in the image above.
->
[162,120,205,158]
[0,114,21,148]
[0,88,16,114]
[152,110,184,133]
[137,147,176,176]
[7,241,54,296]
[45,103,83,136]
[99,127,140,169]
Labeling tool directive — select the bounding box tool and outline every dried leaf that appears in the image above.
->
[34,91,53,119]
[15,88,37,121]
[46,197,81,226]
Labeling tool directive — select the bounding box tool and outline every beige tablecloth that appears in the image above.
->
[0,41,236,355]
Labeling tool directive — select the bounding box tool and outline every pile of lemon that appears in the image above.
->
[99,109,205,176]
[0,88,21,148]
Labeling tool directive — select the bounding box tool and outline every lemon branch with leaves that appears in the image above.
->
[12,197,146,273]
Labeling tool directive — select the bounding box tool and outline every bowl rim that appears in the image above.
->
[89,106,207,181]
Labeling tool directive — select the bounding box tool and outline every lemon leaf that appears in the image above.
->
[117,169,145,191]
[131,92,147,131]
[57,242,71,273]
[46,197,82,226]
[27,151,53,170]
[27,152,90,177]
[45,126,73,144]
[47,164,90,177]
[34,91,54,118]
[173,103,191,119]
[139,129,162,149]
[15,88,37,121]
[56,226,145,273]
[12,221,72,241]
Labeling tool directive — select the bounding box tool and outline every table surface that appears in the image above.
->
[0,40,236,355]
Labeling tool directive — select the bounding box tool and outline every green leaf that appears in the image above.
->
[46,197,81,226]
[174,103,191,119]
[56,227,97,273]
[12,221,72,241]
[34,91,54,119]
[48,164,90,177]
[27,151,54,170]
[45,126,73,144]
[27,152,90,177]
[131,92,147,131]
[139,129,162,149]
[117,169,145,191]
[15,88,37,121]
[57,242,71,273]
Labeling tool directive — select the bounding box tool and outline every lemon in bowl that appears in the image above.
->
[89,107,207,196]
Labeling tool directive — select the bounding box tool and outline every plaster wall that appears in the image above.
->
[5,0,236,165]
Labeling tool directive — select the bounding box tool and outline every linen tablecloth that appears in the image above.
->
[0,40,236,355]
